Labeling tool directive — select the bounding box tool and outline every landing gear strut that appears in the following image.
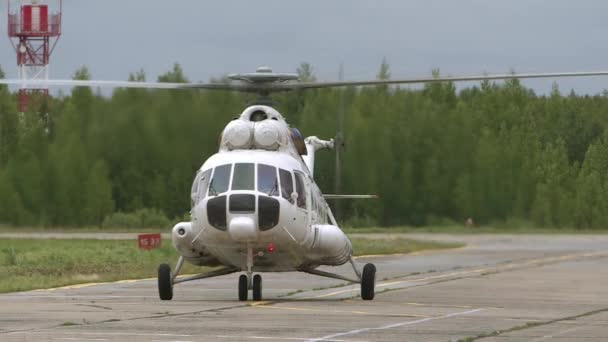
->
[300,256,376,301]
[238,246,263,301]
[157,257,238,301]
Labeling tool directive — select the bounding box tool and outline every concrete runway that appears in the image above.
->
[1,234,608,342]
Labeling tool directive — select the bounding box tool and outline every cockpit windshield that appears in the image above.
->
[232,163,255,190]
[208,164,231,196]
[199,163,287,199]
[258,164,279,196]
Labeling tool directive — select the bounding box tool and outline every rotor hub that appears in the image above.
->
[228,66,299,84]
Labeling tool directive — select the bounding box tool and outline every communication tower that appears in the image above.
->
[7,0,62,112]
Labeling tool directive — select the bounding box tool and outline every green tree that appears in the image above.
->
[83,160,115,225]
[297,62,316,82]
[158,63,189,83]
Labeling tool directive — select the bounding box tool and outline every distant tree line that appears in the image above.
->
[2,62,608,229]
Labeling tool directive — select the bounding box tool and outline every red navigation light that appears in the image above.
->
[268,243,275,253]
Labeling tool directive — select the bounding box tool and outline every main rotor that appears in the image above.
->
[3,66,608,97]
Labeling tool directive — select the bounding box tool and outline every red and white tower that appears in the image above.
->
[7,0,62,112]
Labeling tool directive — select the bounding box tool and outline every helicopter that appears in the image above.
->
[3,66,608,301]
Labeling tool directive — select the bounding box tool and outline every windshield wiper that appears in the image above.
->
[267,180,279,196]
[208,182,218,196]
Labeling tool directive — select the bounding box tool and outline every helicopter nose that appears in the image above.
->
[228,216,257,241]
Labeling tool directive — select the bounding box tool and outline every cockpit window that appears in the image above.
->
[258,164,279,196]
[232,163,255,190]
[208,164,231,196]
[279,169,293,201]
[197,169,212,201]
[191,171,202,202]
[294,172,307,209]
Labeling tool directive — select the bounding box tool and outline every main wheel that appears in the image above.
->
[252,274,262,301]
[361,263,376,300]
[238,274,248,301]
[158,263,173,300]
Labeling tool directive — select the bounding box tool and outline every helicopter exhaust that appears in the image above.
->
[303,136,334,177]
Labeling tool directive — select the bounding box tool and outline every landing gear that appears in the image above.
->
[237,273,263,301]
[252,274,263,301]
[158,263,173,300]
[237,246,263,301]
[361,263,376,300]
[157,256,238,301]
[300,257,377,301]
[238,274,248,301]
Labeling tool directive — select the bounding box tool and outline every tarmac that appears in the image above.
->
[1,234,607,342]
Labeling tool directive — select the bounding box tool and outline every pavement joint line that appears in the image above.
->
[458,307,608,341]
[14,332,195,337]
[253,303,430,318]
[305,308,485,342]
[51,338,108,341]
[1,302,252,335]
[216,335,368,342]
[403,302,503,309]
[531,325,584,341]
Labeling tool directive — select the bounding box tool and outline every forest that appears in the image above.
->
[2,62,608,229]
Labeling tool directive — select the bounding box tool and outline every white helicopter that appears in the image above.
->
[3,67,608,301]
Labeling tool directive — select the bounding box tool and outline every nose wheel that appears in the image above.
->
[252,274,263,301]
[158,263,173,300]
[238,273,263,301]
[361,263,376,300]
[238,274,248,301]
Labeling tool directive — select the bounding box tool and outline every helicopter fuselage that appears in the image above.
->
[170,106,352,273]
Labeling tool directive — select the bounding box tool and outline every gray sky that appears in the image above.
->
[1,0,608,94]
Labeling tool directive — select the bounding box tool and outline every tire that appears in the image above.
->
[158,263,173,301]
[361,263,376,300]
[252,274,262,301]
[238,274,248,301]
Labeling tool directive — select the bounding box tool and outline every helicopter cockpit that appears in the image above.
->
[191,161,308,233]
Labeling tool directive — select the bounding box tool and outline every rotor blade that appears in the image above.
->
[3,70,608,93]
[285,71,608,90]
[323,194,379,200]
[0,79,242,91]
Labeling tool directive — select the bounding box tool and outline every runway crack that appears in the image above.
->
[456,307,608,341]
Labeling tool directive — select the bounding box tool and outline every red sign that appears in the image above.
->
[138,233,162,250]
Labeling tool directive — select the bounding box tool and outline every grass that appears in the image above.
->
[0,224,168,233]
[0,239,204,293]
[0,236,461,293]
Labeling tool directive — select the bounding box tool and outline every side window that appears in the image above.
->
[191,171,202,203]
[232,163,254,190]
[208,164,231,196]
[279,169,294,201]
[258,164,279,196]
[196,169,212,201]
[294,172,307,209]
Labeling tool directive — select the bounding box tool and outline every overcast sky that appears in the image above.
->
[1,0,608,94]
